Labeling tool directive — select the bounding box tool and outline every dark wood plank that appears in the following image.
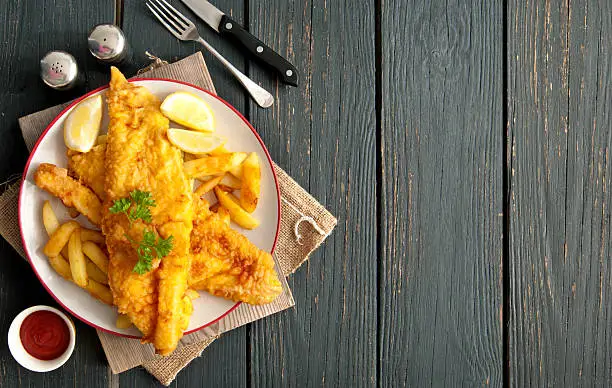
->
[118,1,249,386]
[508,0,612,385]
[172,329,247,387]
[248,1,377,386]
[0,1,115,387]
[380,0,504,386]
[117,329,247,387]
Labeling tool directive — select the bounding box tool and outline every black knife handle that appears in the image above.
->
[218,15,299,87]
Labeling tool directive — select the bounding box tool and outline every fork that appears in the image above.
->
[146,0,274,108]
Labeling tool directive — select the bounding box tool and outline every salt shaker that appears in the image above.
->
[40,51,80,91]
[88,24,130,65]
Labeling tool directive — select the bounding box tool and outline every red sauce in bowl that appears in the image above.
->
[19,310,70,360]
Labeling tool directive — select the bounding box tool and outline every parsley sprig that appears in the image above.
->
[110,190,173,274]
[109,190,156,224]
[126,231,174,275]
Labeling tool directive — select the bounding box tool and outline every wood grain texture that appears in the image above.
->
[0,1,114,387]
[508,0,612,386]
[119,1,250,387]
[5,0,611,386]
[380,0,504,386]
[248,0,378,387]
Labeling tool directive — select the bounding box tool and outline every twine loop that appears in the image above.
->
[282,198,326,245]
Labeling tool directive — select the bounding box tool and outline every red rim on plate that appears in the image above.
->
[19,78,282,338]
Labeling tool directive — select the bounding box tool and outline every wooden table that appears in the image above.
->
[0,0,610,386]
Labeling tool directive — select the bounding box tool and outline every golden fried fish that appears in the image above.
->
[103,67,194,355]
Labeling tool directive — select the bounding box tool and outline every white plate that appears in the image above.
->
[19,79,280,338]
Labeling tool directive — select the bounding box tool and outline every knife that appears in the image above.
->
[180,0,299,86]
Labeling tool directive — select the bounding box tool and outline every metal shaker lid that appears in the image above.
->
[88,24,127,63]
[40,51,79,90]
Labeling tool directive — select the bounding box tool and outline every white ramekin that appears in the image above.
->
[8,305,76,372]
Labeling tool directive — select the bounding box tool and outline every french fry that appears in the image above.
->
[96,134,107,145]
[185,289,200,300]
[227,152,249,179]
[42,203,71,261]
[217,206,231,226]
[216,184,234,192]
[81,228,105,243]
[42,203,110,294]
[48,255,73,280]
[240,152,261,213]
[86,279,113,305]
[82,241,109,274]
[209,203,220,213]
[208,145,230,156]
[219,173,241,190]
[86,259,108,284]
[68,229,88,287]
[68,207,80,218]
[228,192,241,204]
[44,221,80,257]
[228,162,243,179]
[184,152,247,178]
[116,314,132,329]
[214,187,260,229]
[194,175,223,198]
[42,201,60,235]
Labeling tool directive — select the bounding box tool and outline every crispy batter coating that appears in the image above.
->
[103,67,193,355]
[66,147,283,305]
[68,144,107,200]
[34,163,102,225]
[189,199,282,304]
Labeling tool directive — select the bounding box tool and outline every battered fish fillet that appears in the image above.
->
[66,146,283,304]
[103,67,193,355]
[67,144,106,200]
[34,163,102,225]
[189,199,282,304]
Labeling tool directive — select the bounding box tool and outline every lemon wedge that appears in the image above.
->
[64,95,103,152]
[160,92,215,131]
[167,128,226,154]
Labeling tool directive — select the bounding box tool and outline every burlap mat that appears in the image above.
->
[0,52,337,385]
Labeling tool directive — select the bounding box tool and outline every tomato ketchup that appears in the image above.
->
[19,310,70,360]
